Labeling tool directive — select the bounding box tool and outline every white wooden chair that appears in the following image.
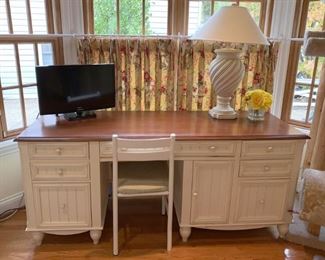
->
[112,133,175,256]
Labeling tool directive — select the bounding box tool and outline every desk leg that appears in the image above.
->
[277,224,289,238]
[180,227,191,242]
[32,231,44,246]
[90,230,102,245]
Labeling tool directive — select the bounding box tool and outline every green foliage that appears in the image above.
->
[94,0,117,34]
[200,1,212,24]
[94,0,151,35]
[240,2,260,25]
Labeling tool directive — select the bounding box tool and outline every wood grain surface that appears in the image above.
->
[16,111,309,142]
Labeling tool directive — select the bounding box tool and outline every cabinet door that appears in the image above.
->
[234,180,289,223]
[33,183,91,228]
[191,161,233,224]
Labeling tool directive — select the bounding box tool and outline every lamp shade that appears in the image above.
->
[192,6,269,45]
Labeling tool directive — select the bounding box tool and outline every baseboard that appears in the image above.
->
[0,192,25,215]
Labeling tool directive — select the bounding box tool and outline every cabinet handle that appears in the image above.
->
[193,192,198,197]
[266,146,273,152]
[264,165,270,171]
[259,199,265,204]
[55,148,62,155]
[209,146,216,151]
[58,169,64,176]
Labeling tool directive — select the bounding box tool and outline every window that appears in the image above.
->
[93,0,169,35]
[282,0,325,127]
[0,0,62,139]
[188,0,266,35]
[88,0,270,36]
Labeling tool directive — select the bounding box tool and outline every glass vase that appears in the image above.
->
[248,108,265,121]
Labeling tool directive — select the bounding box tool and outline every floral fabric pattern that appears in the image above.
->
[78,37,177,111]
[77,37,279,111]
[177,40,279,111]
[300,169,325,226]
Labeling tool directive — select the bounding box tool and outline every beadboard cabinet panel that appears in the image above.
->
[234,180,289,223]
[191,161,234,225]
[33,183,91,228]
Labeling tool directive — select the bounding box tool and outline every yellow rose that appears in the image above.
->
[245,89,273,110]
[249,90,265,110]
[262,92,272,110]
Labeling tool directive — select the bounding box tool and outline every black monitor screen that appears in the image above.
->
[36,64,115,115]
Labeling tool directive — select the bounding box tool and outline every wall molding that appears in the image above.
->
[0,192,24,215]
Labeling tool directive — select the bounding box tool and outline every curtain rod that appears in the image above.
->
[0,34,304,42]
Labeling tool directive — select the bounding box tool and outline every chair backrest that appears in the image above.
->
[112,134,175,162]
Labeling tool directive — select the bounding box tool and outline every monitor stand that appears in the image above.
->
[61,110,96,121]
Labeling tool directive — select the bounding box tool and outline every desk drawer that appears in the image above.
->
[175,141,237,156]
[239,160,293,178]
[100,142,112,157]
[241,141,296,158]
[31,161,90,181]
[29,143,89,159]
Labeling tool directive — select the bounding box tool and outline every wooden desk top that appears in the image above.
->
[16,111,309,142]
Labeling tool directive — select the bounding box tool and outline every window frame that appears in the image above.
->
[281,0,325,128]
[85,0,272,36]
[0,0,64,140]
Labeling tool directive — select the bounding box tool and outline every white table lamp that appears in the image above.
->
[192,5,269,119]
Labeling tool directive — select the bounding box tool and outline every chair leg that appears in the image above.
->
[162,196,166,215]
[167,196,173,251]
[113,191,118,255]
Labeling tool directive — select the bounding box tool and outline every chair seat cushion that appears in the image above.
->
[118,161,169,194]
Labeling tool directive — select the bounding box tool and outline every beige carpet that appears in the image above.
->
[285,196,325,251]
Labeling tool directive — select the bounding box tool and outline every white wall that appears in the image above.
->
[0,141,23,214]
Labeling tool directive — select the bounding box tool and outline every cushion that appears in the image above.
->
[117,161,169,195]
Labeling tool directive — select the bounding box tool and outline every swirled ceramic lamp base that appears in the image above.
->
[209,96,237,119]
[209,48,245,119]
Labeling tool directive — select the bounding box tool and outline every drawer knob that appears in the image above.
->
[58,169,64,176]
[264,165,270,171]
[56,148,62,155]
[259,199,265,204]
[209,146,216,151]
[193,192,198,197]
[266,146,273,152]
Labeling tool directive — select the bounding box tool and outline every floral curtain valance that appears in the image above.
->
[77,37,279,111]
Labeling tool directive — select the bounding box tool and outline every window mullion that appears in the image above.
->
[13,44,27,129]
[142,0,146,35]
[211,0,214,15]
[25,0,33,34]
[5,0,13,34]
[305,57,319,123]
[34,43,40,66]
[117,0,120,34]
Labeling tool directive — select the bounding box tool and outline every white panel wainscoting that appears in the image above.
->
[0,140,24,214]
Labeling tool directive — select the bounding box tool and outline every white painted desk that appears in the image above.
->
[16,111,308,245]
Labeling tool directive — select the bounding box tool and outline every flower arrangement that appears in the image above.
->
[244,89,273,111]
[244,89,273,121]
